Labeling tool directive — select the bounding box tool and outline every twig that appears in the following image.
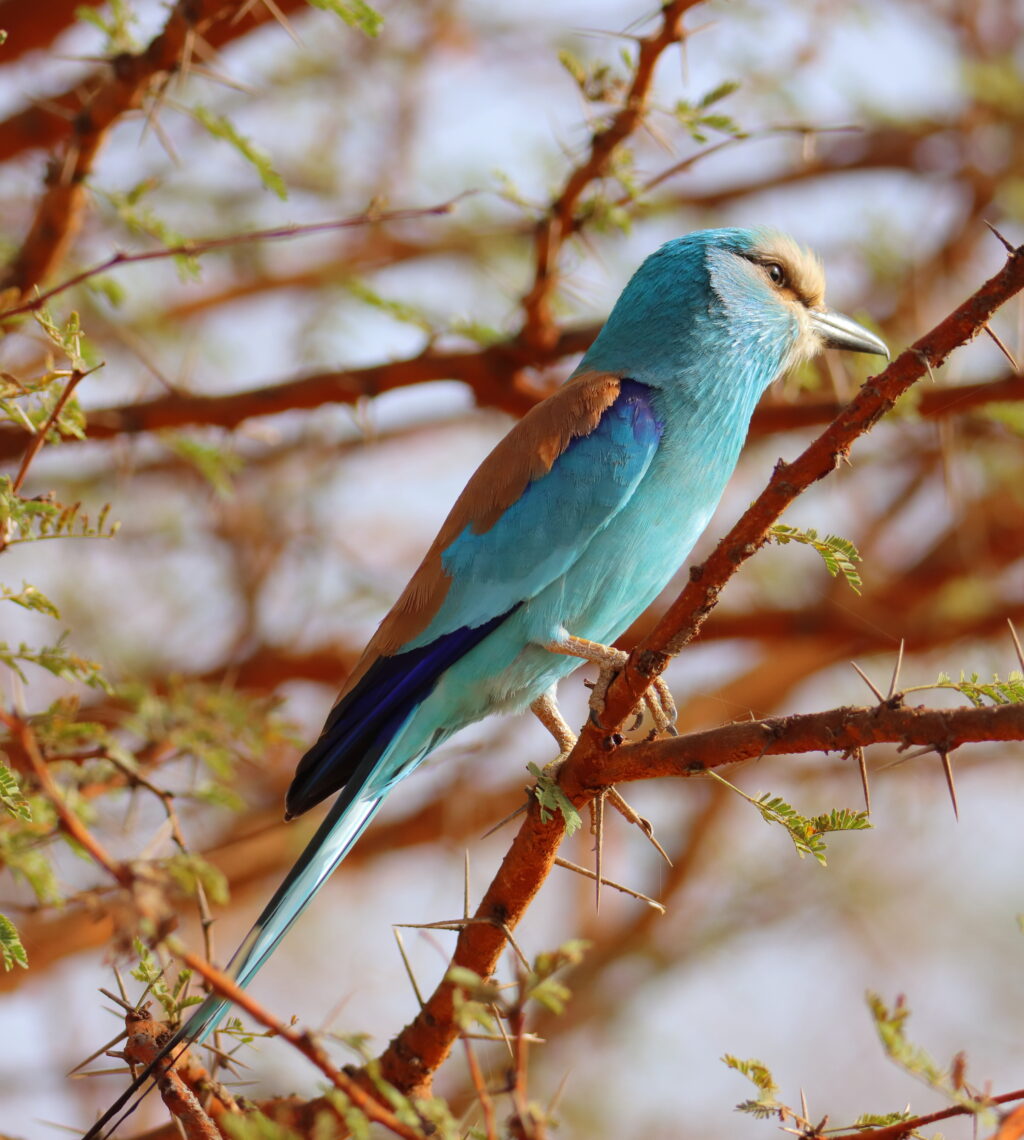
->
[171,943,427,1140]
[9,365,96,494]
[0,197,470,323]
[3,712,132,888]
[520,0,701,349]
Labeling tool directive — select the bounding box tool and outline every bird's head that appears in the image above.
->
[579,227,889,394]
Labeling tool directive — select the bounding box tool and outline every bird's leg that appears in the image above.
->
[529,686,577,770]
[545,633,677,735]
[541,634,675,868]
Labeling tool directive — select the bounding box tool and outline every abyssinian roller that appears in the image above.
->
[85,227,888,1136]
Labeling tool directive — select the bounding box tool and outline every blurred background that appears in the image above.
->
[0,0,1022,1135]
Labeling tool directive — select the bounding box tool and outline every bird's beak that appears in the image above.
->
[809,307,890,360]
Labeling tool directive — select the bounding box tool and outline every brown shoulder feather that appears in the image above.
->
[337,370,622,695]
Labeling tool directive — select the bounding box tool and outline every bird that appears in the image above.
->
[84,227,888,1136]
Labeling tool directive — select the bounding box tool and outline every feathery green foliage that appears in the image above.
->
[307,0,383,37]
[933,670,1024,706]
[529,762,582,835]
[770,524,862,593]
[191,106,288,200]
[707,771,870,865]
[0,913,27,970]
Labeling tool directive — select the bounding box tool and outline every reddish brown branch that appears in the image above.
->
[375,699,1024,1096]
[0,0,312,165]
[2,345,1019,472]
[0,0,253,299]
[3,711,133,888]
[0,200,468,324]
[172,946,426,1139]
[600,701,1024,785]
[519,0,701,349]
[841,1086,1024,1140]
[0,327,593,466]
[121,1007,220,1140]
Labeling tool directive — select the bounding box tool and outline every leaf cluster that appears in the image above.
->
[708,771,870,866]
[770,524,863,594]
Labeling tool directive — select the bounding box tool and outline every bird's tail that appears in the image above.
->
[82,786,385,1140]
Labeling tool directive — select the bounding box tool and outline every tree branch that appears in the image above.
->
[0,0,256,299]
[519,0,701,349]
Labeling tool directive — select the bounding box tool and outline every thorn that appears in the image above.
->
[606,787,673,866]
[887,743,938,764]
[552,857,666,911]
[480,799,528,839]
[911,347,936,383]
[1008,619,1024,674]
[983,323,1020,372]
[68,1030,128,1076]
[855,747,871,815]
[98,988,140,1015]
[887,639,905,699]
[392,928,425,1008]
[983,219,1016,254]
[939,749,959,821]
[850,660,886,703]
[592,792,604,913]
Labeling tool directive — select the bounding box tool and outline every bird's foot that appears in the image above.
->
[529,687,578,770]
[544,633,677,737]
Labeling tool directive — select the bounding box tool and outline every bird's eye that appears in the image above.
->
[764,261,787,287]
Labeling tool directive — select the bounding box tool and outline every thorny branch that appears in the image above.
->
[519,0,702,349]
[371,236,1024,1098]
[0,0,255,300]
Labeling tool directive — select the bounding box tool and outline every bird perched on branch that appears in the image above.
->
[86,227,888,1136]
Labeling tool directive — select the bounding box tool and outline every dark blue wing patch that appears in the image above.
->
[285,607,514,818]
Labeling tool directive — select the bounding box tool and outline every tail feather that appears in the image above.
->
[82,784,386,1140]
[83,613,492,1137]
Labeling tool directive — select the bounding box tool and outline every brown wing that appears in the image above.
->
[338,369,623,695]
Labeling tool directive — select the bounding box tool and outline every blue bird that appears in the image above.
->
[85,228,887,1136]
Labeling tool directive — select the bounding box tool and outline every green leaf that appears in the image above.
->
[0,914,27,970]
[933,670,1024,707]
[307,0,383,37]
[191,106,288,200]
[707,771,870,866]
[699,79,741,107]
[770,524,863,594]
[1,582,60,618]
[346,279,435,333]
[851,1110,914,1128]
[75,0,138,52]
[0,836,61,904]
[867,993,988,1113]
[165,853,230,906]
[158,433,243,499]
[222,1112,305,1140]
[0,634,110,690]
[722,1054,781,1118]
[528,763,582,835]
[0,475,120,547]
[0,762,31,821]
[101,185,201,280]
[558,48,587,87]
